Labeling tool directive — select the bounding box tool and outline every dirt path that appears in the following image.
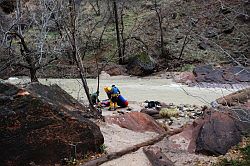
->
[98,124,155,166]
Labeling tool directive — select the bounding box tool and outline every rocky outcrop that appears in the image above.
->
[127,54,156,76]
[195,110,242,156]
[105,112,165,134]
[0,82,104,165]
[193,65,250,84]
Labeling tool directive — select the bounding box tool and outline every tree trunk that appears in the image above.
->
[154,0,165,58]
[16,0,22,36]
[95,55,100,94]
[178,27,193,60]
[113,0,123,64]
[30,68,38,82]
[68,0,96,112]
[159,17,164,57]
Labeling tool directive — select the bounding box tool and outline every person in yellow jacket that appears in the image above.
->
[104,85,120,110]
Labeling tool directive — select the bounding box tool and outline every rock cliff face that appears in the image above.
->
[0,82,104,165]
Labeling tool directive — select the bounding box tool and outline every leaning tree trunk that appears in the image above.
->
[30,67,38,82]
[68,0,96,112]
[95,55,100,94]
[75,54,96,111]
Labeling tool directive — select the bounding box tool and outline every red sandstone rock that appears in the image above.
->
[105,112,165,134]
[0,82,104,166]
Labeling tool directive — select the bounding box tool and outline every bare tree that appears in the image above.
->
[15,0,22,35]
[65,0,97,111]
[153,0,165,58]
[89,0,101,16]
[2,0,59,82]
[112,0,124,64]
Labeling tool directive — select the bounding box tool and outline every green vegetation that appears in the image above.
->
[214,138,250,166]
[47,31,59,40]
[159,108,179,118]
[99,144,107,154]
[134,52,151,63]
[65,158,77,165]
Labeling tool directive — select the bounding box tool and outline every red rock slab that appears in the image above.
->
[105,112,165,134]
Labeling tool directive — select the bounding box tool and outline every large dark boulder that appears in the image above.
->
[224,66,250,82]
[193,65,213,82]
[234,68,250,82]
[127,53,156,76]
[166,107,249,156]
[0,82,104,165]
[205,69,224,83]
[193,65,250,84]
[195,108,250,156]
[195,111,242,156]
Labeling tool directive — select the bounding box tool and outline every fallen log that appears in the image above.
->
[143,146,175,166]
[81,133,167,166]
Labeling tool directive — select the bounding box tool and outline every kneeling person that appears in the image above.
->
[110,85,120,110]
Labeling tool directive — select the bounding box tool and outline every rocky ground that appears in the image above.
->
[92,105,214,166]
[78,77,249,166]
[1,0,249,165]
[2,74,249,166]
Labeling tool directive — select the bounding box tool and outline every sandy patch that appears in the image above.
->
[98,123,157,166]
[100,148,151,166]
[99,124,157,153]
